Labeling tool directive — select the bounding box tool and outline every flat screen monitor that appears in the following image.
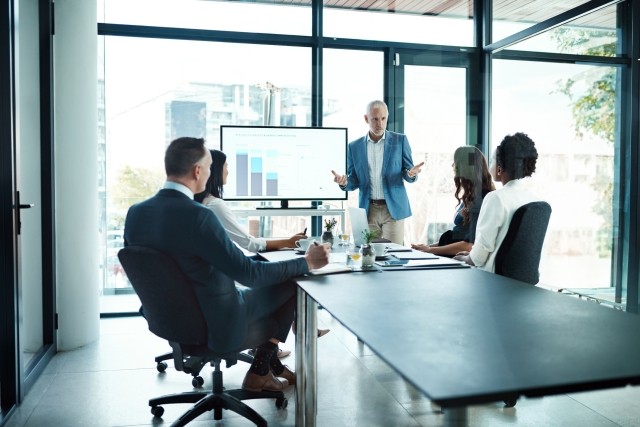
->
[220,125,348,204]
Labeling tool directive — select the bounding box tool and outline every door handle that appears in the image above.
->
[19,203,35,209]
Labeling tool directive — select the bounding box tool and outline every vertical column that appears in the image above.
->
[54,0,100,350]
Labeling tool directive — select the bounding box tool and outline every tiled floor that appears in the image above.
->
[5,310,640,427]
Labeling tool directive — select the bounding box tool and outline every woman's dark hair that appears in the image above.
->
[495,132,538,179]
[453,146,495,224]
[194,149,227,203]
[165,137,207,177]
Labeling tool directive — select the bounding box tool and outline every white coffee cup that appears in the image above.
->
[295,238,315,251]
[371,242,388,256]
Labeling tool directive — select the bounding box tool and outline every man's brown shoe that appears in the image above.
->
[242,371,288,392]
[274,365,296,385]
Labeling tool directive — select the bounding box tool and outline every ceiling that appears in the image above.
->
[269,0,617,29]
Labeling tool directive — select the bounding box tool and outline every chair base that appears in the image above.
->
[149,363,287,426]
[150,389,286,427]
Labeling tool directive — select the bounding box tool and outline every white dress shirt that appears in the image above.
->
[367,132,385,200]
[469,178,543,272]
[163,181,193,199]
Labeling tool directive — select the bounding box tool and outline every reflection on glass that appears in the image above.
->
[492,59,616,289]
[324,2,473,46]
[501,3,618,56]
[101,0,311,36]
[402,65,467,245]
[492,0,597,41]
[101,37,311,311]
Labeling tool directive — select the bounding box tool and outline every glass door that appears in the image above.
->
[391,51,474,246]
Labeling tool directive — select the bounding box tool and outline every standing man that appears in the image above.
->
[332,100,423,244]
[124,137,330,392]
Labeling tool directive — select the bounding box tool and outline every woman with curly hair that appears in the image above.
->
[455,132,544,272]
[412,146,494,257]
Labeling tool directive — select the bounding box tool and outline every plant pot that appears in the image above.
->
[360,244,376,268]
[321,231,334,247]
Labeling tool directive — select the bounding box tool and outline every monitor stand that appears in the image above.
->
[256,200,318,209]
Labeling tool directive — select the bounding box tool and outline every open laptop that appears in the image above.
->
[348,207,370,247]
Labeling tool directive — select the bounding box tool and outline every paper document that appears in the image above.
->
[385,243,413,252]
[308,264,351,275]
[393,251,438,260]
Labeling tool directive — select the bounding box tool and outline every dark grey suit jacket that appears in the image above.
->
[124,189,308,353]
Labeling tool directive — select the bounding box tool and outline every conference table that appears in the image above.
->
[260,248,640,426]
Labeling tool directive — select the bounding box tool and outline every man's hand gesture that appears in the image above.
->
[331,170,347,186]
[407,162,424,179]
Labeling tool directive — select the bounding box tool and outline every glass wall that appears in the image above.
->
[97,0,636,312]
[492,59,617,289]
[100,36,311,311]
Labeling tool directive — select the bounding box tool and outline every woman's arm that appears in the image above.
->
[412,240,472,257]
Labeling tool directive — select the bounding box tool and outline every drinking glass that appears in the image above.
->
[346,244,362,269]
[338,233,350,246]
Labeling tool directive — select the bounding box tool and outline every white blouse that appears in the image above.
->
[203,196,267,253]
[469,178,543,272]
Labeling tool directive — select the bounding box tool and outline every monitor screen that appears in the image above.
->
[220,125,348,202]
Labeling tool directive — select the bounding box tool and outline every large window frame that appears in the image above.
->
[97,0,639,313]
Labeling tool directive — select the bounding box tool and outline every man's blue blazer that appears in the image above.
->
[343,131,417,220]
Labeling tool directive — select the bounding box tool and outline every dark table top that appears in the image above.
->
[295,267,640,407]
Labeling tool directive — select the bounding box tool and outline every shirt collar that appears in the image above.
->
[163,181,194,199]
[367,131,386,144]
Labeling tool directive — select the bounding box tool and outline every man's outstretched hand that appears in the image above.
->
[407,162,424,179]
[331,170,347,186]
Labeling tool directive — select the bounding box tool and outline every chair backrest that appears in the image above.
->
[118,246,208,346]
[494,201,552,285]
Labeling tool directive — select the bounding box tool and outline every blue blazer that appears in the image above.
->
[124,189,308,353]
[343,131,417,220]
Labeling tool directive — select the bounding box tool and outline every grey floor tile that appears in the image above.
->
[5,316,640,427]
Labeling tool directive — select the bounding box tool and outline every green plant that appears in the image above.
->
[361,229,380,245]
[324,218,337,231]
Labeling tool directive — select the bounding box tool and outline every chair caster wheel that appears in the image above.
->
[151,405,164,417]
[192,376,205,388]
[504,398,517,408]
[156,362,168,373]
[276,397,288,409]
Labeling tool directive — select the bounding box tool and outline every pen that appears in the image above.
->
[303,227,307,235]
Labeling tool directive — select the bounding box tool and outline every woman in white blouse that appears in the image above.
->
[454,132,543,271]
[196,149,329,355]
[195,149,306,252]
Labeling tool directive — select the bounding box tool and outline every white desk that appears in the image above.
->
[231,208,346,235]
[232,207,344,220]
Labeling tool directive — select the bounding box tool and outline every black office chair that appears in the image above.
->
[118,246,287,427]
[494,201,552,285]
[493,201,551,408]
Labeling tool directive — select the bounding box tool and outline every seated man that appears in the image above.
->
[124,137,330,392]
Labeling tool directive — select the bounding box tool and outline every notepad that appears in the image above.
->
[308,264,351,275]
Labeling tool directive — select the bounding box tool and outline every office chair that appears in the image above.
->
[494,201,552,285]
[118,246,287,427]
[493,201,551,408]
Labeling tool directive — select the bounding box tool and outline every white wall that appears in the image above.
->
[54,0,100,350]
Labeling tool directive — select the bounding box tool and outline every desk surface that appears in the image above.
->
[294,268,640,407]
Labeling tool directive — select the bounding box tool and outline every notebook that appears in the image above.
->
[348,207,370,247]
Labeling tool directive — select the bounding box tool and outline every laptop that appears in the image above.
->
[348,207,370,247]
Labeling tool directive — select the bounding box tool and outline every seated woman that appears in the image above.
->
[195,149,306,252]
[412,146,495,257]
[455,132,543,271]
[197,149,329,351]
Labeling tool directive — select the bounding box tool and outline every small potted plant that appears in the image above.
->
[322,218,337,246]
[360,229,380,268]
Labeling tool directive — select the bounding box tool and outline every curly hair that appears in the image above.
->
[495,132,538,179]
[453,146,495,224]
